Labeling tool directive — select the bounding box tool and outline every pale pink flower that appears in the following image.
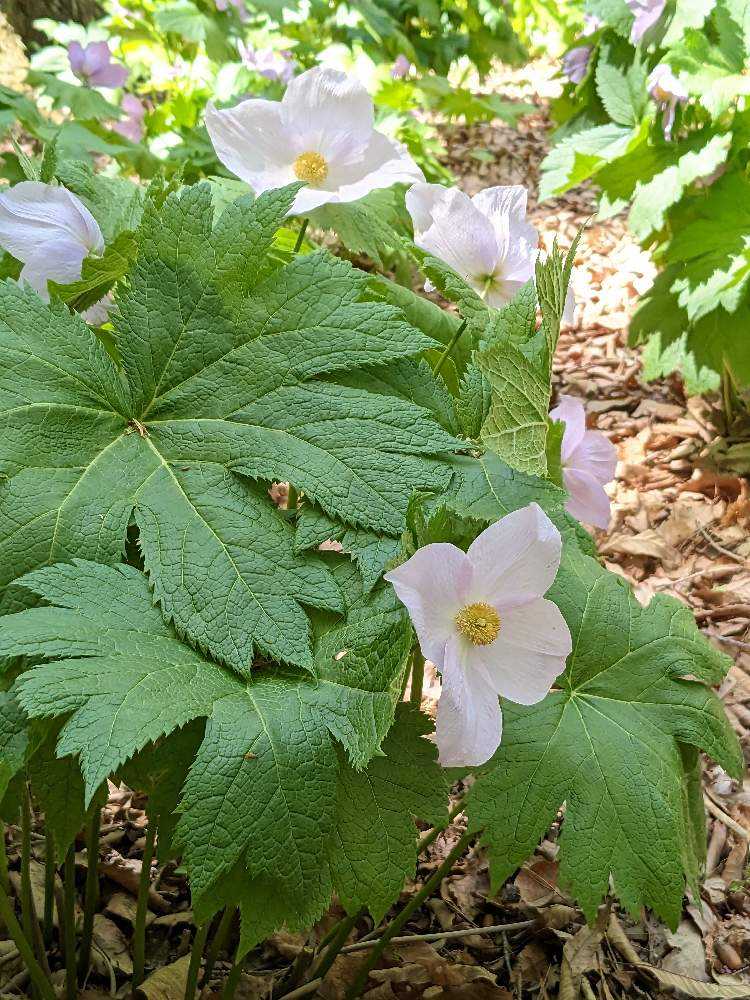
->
[627,0,666,42]
[215,0,248,19]
[407,182,576,321]
[550,395,617,529]
[647,64,688,139]
[68,40,128,88]
[582,13,602,35]
[0,181,103,301]
[385,504,571,767]
[407,183,538,308]
[83,294,113,326]
[238,42,297,83]
[205,66,423,215]
[112,93,146,142]
[391,54,412,79]
[562,46,592,85]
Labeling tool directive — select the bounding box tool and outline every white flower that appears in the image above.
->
[205,66,423,215]
[385,504,571,767]
[550,395,617,529]
[406,183,538,309]
[0,182,104,301]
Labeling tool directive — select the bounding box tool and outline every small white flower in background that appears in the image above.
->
[562,46,592,85]
[626,0,666,42]
[113,93,146,143]
[406,183,539,309]
[238,42,297,83]
[0,182,104,301]
[550,395,617,529]
[205,66,423,215]
[384,504,571,767]
[68,41,128,88]
[391,54,412,79]
[647,64,688,139]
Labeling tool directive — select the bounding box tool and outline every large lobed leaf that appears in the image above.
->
[0,559,446,941]
[467,546,743,929]
[0,182,460,673]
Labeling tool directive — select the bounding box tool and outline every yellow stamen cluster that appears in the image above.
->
[454,602,500,646]
[293,151,328,186]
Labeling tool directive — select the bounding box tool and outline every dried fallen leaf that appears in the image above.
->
[136,954,191,1000]
[91,914,133,978]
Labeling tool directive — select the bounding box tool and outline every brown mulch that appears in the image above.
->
[1,54,749,1000]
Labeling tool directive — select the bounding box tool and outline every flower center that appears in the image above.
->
[454,602,500,646]
[293,151,329,186]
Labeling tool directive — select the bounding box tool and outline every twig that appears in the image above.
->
[704,793,749,841]
[705,631,750,651]
[340,919,535,953]
[699,528,749,567]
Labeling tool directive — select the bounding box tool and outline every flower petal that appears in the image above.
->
[563,468,612,529]
[384,543,472,668]
[467,503,562,607]
[282,67,374,165]
[68,41,85,75]
[472,185,528,227]
[471,185,538,281]
[476,597,571,704]
[20,239,87,299]
[406,183,499,284]
[549,394,587,460]
[435,635,503,767]
[569,429,617,486]
[89,62,129,88]
[329,131,423,203]
[205,99,294,191]
[0,182,103,265]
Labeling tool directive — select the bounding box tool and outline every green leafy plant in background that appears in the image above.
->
[544,0,750,465]
[0,141,741,998]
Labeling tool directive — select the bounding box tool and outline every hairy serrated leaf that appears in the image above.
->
[0,183,459,670]
[467,546,743,929]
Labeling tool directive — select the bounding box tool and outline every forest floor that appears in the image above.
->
[1,47,749,1000]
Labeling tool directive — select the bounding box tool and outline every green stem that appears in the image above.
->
[184,921,209,1000]
[311,910,360,984]
[293,218,309,254]
[43,831,55,949]
[286,485,299,512]
[77,807,101,983]
[63,844,77,1000]
[201,905,235,988]
[132,822,156,991]
[21,783,38,996]
[433,319,467,376]
[408,649,425,709]
[0,879,56,1000]
[221,950,244,1000]
[344,831,473,1000]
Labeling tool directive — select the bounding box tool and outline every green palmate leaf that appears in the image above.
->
[2,559,424,932]
[7,562,240,802]
[329,705,447,923]
[454,362,492,439]
[311,187,409,267]
[187,705,446,951]
[467,546,743,929]
[0,689,30,801]
[28,72,123,122]
[0,183,460,671]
